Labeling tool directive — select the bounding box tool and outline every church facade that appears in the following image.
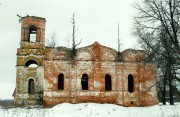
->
[15,16,158,107]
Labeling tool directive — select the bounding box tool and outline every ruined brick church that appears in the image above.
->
[14,16,158,107]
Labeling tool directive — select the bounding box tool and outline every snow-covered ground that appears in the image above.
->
[0,103,180,117]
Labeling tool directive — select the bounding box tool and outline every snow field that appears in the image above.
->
[0,103,180,117]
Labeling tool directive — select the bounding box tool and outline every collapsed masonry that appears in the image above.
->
[14,16,159,107]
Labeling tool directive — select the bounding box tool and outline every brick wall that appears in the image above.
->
[15,16,158,107]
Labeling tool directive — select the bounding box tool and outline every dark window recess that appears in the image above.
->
[58,74,64,90]
[128,74,134,93]
[25,60,38,68]
[29,25,37,42]
[28,79,34,94]
[105,74,112,91]
[81,74,88,90]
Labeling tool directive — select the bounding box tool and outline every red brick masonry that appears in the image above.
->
[15,16,159,107]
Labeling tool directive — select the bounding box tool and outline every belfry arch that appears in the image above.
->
[29,25,37,42]
[25,60,38,68]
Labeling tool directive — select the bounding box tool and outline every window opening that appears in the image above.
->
[29,25,37,42]
[105,74,112,91]
[28,79,34,94]
[25,60,38,68]
[58,73,64,90]
[128,74,134,93]
[81,74,88,90]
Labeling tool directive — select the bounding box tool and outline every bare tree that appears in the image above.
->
[46,32,56,48]
[117,22,122,61]
[70,13,82,59]
[65,33,71,48]
[134,0,180,53]
[133,0,180,105]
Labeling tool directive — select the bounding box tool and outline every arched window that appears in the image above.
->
[28,79,34,94]
[105,74,112,91]
[25,60,38,68]
[58,73,64,90]
[29,25,37,42]
[128,74,134,93]
[81,74,88,90]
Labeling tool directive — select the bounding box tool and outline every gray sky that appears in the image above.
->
[0,0,140,99]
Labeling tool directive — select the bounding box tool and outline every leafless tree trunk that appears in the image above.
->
[70,13,82,59]
[162,72,167,105]
[117,22,121,61]
[133,0,180,105]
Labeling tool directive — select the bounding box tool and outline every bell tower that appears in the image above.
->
[20,16,46,48]
[15,16,46,106]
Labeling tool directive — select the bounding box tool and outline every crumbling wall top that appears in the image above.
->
[20,15,46,29]
[21,15,46,22]
[121,49,145,62]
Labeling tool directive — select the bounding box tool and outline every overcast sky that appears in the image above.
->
[0,0,141,99]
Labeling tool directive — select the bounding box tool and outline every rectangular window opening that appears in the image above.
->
[30,33,36,42]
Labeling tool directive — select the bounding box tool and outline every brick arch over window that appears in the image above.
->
[25,59,38,68]
[28,79,34,94]
[58,73,64,90]
[29,25,37,42]
[81,74,88,90]
[128,74,134,93]
[105,74,112,91]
